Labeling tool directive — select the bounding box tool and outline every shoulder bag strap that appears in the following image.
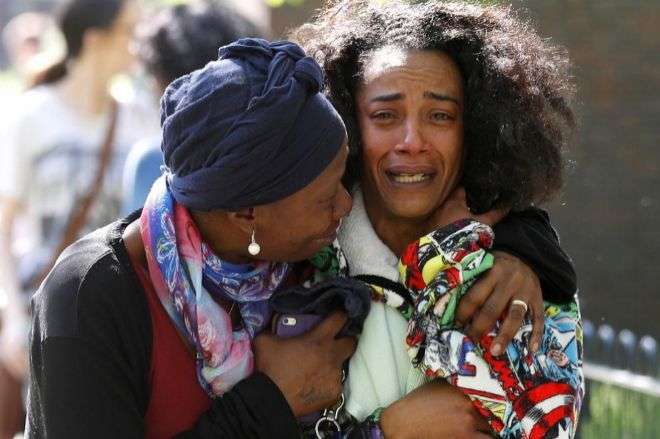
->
[36,98,120,285]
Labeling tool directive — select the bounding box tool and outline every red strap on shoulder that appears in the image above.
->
[130,257,211,439]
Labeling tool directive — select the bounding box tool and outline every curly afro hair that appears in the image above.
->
[292,0,576,212]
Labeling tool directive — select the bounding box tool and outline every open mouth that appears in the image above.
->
[385,169,436,185]
[387,172,434,184]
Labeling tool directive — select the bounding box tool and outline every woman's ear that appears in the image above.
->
[227,207,257,235]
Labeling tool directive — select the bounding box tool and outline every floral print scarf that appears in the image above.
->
[140,176,289,396]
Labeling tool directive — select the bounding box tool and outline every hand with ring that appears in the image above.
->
[455,251,545,356]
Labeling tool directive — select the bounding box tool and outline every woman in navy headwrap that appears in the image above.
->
[27,38,356,438]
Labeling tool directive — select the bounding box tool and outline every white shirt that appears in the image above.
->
[0,84,158,278]
[338,188,429,421]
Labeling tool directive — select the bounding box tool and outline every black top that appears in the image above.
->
[492,208,576,303]
[26,209,576,439]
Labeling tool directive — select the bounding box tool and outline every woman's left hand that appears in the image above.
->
[455,251,545,356]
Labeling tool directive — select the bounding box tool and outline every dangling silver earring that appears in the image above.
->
[248,229,261,256]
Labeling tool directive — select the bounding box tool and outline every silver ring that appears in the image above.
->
[510,299,528,314]
[315,417,340,437]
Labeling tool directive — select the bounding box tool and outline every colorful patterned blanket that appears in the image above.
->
[375,219,585,438]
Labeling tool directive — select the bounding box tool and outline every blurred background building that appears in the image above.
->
[511,0,659,340]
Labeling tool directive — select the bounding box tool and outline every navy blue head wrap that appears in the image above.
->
[160,38,346,211]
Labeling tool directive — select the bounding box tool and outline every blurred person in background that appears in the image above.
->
[1,12,59,88]
[122,0,261,215]
[0,0,157,435]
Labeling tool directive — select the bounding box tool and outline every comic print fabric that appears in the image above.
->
[395,220,584,438]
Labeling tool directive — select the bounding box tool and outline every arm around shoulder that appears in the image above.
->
[492,208,577,302]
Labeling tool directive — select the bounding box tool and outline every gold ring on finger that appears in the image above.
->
[510,299,528,314]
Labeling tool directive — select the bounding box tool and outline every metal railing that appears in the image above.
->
[578,320,659,439]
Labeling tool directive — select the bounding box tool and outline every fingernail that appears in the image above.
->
[532,342,539,353]
[491,343,502,356]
